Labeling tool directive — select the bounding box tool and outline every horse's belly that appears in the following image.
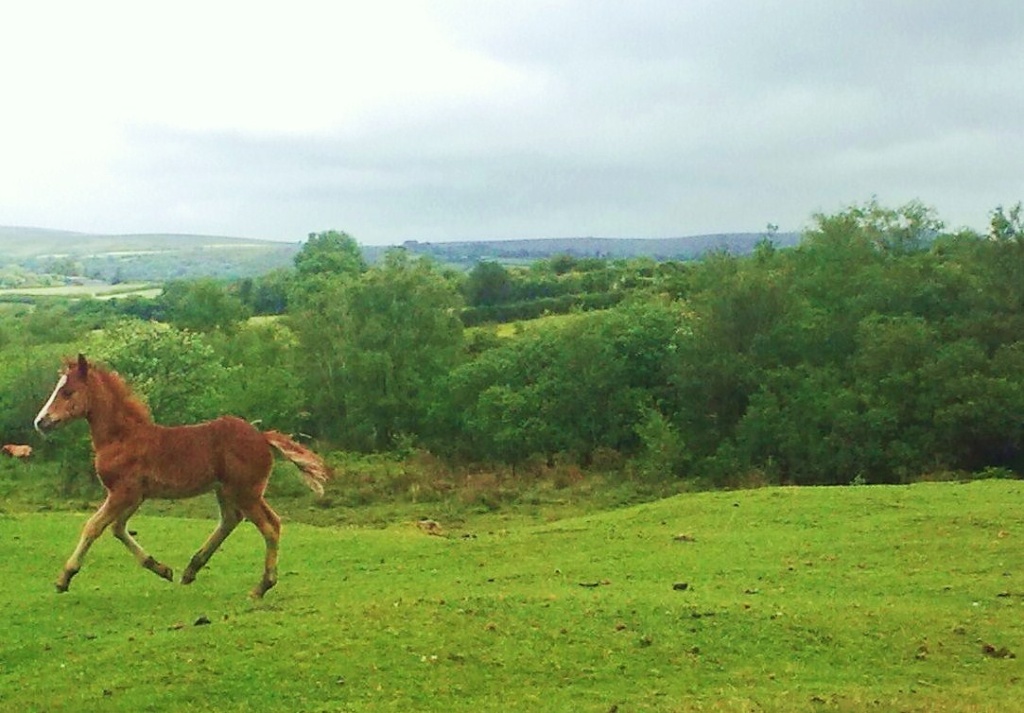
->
[138,457,218,499]
[142,474,215,499]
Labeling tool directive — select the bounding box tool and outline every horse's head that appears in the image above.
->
[34,354,93,434]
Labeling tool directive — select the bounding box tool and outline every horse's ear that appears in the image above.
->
[77,353,89,377]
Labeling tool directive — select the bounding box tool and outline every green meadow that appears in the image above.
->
[0,282,161,300]
[2,480,1023,712]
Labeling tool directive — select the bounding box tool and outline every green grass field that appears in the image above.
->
[2,480,1023,712]
[0,283,161,300]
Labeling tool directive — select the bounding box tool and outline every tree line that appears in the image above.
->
[1,199,1022,487]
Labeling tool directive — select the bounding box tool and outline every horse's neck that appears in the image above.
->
[86,374,153,447]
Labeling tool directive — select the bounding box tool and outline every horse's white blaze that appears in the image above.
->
[34,373,67,432]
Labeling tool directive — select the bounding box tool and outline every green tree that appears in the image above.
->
[632,407,691,482]
[289,230,367,314]
[464,260,512,307]
[22,302,91,345]
[989,202,1024,243]
[236,268,292,315]
[925,339,1024,472]
[294,231,365,281]
[975,204,1024,343]
[734,366,866,485]
[666,248,805,463]
[87,319,233,425]
[292,250,463,449]
[435,301,684,465]
[159,278,249,332]
[807,198,941,257]
[209,320,306,434]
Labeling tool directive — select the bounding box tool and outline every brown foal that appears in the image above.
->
[34,354,330,598]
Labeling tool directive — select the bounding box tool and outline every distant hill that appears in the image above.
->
[0,226,801,282]
[388,232,801,265]
[0,226,301,282]
[0,226,298,258]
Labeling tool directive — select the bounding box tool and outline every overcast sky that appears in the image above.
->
[2,1,1022,245]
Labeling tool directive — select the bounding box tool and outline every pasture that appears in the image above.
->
[1,480,1023,711]
[0,282,161,300]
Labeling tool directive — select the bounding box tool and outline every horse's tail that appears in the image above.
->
[264,431,331,496]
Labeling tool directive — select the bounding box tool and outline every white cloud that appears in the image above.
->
[2,0,1023,241]
[3,1,532,133]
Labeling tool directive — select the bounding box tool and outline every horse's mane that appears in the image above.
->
[83,361,153,426]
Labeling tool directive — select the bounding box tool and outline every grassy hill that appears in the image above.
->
[1,226,801,283]
[0,226,302,282]
[2,479,1022,711]
[392,232,801,265]
[0,225,299,258]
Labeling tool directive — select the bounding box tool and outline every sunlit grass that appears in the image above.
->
[2,480,1024,711]
[0,282,161,300]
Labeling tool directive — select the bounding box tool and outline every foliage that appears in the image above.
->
[294,230,366,277]
[18,301,100,345]
[263,202,1024,483]
[435,301,684,465]
[988,201,1024,242]
[631,407,690,481]
[462,260,512,307]
[460,291,624,326]
[458,256,642,325]
[234,268,292,315]
[291,249,464,449]
[159,278,250,332]
[12,199,1024,486]
[0,340,83,445]
[86,319,234,426]
[208,320,306,434]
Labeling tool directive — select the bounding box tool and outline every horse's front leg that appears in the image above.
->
[111,498,174,583]
[56,495,120,592]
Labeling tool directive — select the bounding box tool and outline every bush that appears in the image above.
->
[631,409,690,482]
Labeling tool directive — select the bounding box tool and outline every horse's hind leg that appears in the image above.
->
[111,498,173,583]
[244,498,281,599]
[182,490,243,586]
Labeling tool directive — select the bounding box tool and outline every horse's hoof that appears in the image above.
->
[143,556,174,582]
[250,580,275,599]
[55,568,78,593]
[181,571,195,585]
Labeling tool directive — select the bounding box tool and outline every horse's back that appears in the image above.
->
[145,416,272,498]
[207,415,273,479]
